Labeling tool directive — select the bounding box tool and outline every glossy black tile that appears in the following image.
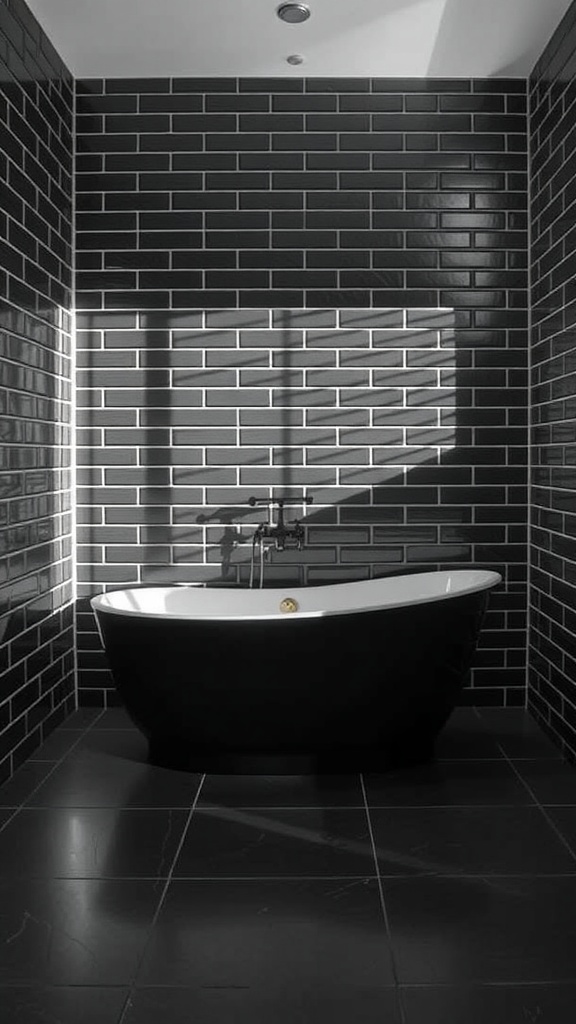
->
[138,878,394,986]
[0,762,57,807]
[173,807,373,878]
[0,878,161,984]
[29,730,84,761]
[0,803,188,878]
[124,985,402,1024]
[384,876,576,983]
[545,807,576,857]
[94,708,137,729]
[530,14,576,760]
[511,760,576,805]
[369,805,575,876]
[364,760,534,807]
[0,0,74,776]
[374,78,470,93]
[198,773,364,808]
[0,988,128,1024]
[25,750,202,808]
[107,77,170,93]
[64,728,148,761]
[174,77,238,93]
[306,77,370,93]
[401,983,576,1024]
[0,807,13,828]
[210,93,270,111]
[478,709,563,758]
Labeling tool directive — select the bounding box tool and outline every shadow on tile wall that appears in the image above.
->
[73,75,529,710]
[0,0,75,783]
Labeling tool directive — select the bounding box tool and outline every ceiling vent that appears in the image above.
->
[277,4,311,24]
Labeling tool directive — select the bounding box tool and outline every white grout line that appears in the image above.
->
[117,771,206,1024]
[359,772,405,1020]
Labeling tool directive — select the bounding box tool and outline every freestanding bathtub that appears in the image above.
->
[91,569,501,772]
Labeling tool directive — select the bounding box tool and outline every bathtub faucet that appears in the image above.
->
[247,496,312,552]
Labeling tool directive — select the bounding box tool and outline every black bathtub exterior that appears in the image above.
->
[93,585,492,772]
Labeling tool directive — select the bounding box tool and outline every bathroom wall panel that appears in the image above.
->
[0,0,75,782]
[530,1,576,762]
[74,76,528,709]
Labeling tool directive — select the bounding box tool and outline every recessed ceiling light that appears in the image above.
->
[286,54,305,65]
[277,3,311,25]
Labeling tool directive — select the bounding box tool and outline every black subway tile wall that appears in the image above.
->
[74,76,529,708]
[529,1,576,762]
[0,0,74,781]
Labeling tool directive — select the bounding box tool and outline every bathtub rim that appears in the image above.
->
[90,568,502,622]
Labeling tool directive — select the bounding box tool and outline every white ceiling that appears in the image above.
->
[27,0,574,79]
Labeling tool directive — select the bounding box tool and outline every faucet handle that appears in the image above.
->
[247,495,313,507]
[247,496,285,510]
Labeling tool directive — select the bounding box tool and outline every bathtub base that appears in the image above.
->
[93,575,497,777]
[147,735,436,774]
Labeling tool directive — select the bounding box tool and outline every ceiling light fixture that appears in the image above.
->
[286,54,305,65]
[277,3,311,24]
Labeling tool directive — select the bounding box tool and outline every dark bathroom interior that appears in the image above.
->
[2,0,576,1019]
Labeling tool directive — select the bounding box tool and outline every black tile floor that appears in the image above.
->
[0,707,576,1022]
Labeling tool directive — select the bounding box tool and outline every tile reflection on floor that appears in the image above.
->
[0,708,575,1023]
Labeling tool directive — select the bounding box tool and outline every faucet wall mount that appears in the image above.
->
[247,496,313,552]
[247,496,313,588]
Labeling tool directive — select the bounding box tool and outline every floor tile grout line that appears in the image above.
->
[5,870,576,881]
[434,757,509,762]
[360,773,406,1024]
[501,751,576,865]
[197,802,367,810]
[117,772,206,1024]
[348,801,552,809]
[493,755,564,761]
[399,980,576,989]
[14,803,216,810]
[83,871,576,880]
[13,800,575,811]
[12,799,576,810]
